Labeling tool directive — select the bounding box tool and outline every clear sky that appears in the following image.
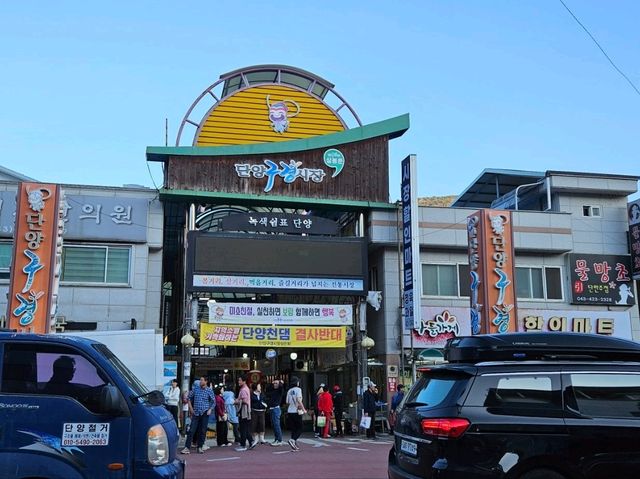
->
[1,1,638,201]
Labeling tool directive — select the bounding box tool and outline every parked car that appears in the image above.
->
[388,332,640,479]
[0,331,184,479]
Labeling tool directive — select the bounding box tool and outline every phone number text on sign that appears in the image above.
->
[62,423,110,446]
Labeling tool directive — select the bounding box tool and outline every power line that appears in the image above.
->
[558,0,640,98]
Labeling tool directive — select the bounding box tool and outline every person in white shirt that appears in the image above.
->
[286,376,306,451]
[164,379,181,426]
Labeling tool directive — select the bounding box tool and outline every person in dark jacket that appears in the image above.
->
[267,379,285,446]
[214,386,230,447]
[250,382,267,447]
[389,384,405,434]
[332,385,344,436]
[362,382,378,439]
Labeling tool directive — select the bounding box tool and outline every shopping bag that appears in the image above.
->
[360,416,372,429]
[316,415,327,428]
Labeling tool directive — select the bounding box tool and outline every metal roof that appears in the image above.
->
[451,168,544,208]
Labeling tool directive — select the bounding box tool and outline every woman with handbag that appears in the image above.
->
[286,376,306,451]
[317,385,334,438]
[214,386,230,447]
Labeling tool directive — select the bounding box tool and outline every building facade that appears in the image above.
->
[366,169,640,394]
[0,174,163,332]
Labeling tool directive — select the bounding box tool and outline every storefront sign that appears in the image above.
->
[467,209,517,334]
[629,200,640,280]
[207,302,353,325]
[518,309,632,340]
[0,191,149,242]
[404,307,472,349]
[220,213,339,235]
[197,357,250,371]
[401,155,421,330]
[569,254,634,305]
[387,377,397,392]
[200,323,346,348]
[7,182,61,333]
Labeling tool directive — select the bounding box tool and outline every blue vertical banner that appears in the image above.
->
[401,155,421,330]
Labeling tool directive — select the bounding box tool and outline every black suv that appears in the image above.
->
[388,333,640,479]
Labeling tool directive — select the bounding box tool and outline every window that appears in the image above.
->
[582,205,602,217]
[422,264,457,296]
[0,242,11,280]
[402,371,470,409]
[61,245,131,284]
[569,373,640,419]
[1,343,114,414]
[422,264,469,297]
[467,374,562,414]
[516,266,563,300]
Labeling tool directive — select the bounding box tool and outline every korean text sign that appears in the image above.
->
[200,323,346,348]
[467,209,517,334]
[569,253,634,305]
[629,200,640,280]
[208,302,353,325]
[8,182,61,333]
[401,155,421,330]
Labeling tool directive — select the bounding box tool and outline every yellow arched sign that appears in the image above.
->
[196,85,345,146]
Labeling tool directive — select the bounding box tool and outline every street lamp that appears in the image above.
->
[289,352,298,360]
[242,353,248,359]
[361,336,375,349]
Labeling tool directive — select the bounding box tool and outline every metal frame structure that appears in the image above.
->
[176,64,363,146]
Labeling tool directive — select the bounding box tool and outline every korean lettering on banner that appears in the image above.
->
[629,200,640,280]
[7,183,61,334]
[199,323,346,348]
[468,210,517,334]
[569,254,635,305]
[235,159,326,193]
[401,155,421,330]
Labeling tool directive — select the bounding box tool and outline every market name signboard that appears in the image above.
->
[518,309,632,340]
[200,323,346,348]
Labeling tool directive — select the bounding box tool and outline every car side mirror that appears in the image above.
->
[100,384,124,415]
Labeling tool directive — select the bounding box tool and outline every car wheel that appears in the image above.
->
[520,469,566,479]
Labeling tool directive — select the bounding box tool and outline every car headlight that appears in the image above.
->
[147,424,169,466]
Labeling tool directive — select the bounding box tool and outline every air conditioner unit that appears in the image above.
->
[294,360,309,372]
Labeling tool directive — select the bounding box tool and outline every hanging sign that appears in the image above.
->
[628,200,640,280]
[200,323,346,348]
[467,209,517,334]
[7,182,62,334]
[208,302,353,325]
[401,155,421,330]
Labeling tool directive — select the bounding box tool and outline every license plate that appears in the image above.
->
[400,439,417,456]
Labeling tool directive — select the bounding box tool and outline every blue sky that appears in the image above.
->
[0,1,638,200]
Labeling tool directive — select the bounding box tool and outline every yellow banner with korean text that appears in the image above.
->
[200,323,346,348]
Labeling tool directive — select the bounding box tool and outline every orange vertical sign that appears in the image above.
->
[467,209,517,334]
[7,182,61,334]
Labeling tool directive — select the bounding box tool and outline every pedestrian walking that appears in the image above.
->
[389,384,405,434]
[180,376,215,454]
[286,376,306,451]
[222,381,241,444]
[250,382,267,447]
[214,386,231,447]
[317,385,333,438]
[312,384,325,437]
[164,378,180,426]
[267,379,285,446]
[234,375,253,451]
[363,382,378,439]
[332,385,344,436]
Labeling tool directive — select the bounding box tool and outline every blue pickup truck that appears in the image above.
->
[0,331,184,479]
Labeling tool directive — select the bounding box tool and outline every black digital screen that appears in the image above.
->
[188,233,367,292]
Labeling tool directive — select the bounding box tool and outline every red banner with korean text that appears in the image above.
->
[7,183,62,334]
[467,209,517,334]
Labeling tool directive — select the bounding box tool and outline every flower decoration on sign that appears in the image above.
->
[266,96,300,133]
[26,187,52,212]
